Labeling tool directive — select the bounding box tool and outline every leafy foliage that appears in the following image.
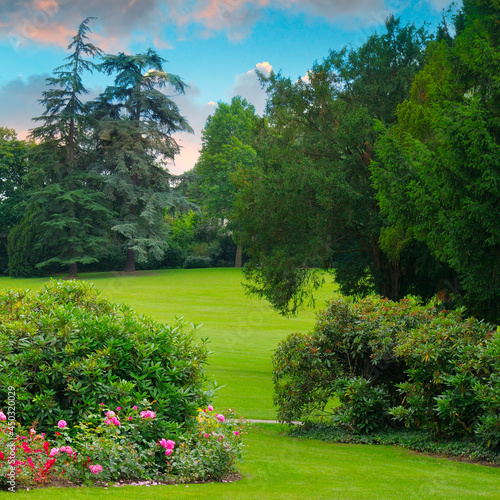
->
[28,18,110,277]
[289,423,500,465]
[372,0,500,322]
[0,128,31,275]
[0,280,209,433]
[233,16,437,315]
[93,49,193,271]
[273,295,499,449]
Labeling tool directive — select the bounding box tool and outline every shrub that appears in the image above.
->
[0,280,209,432]
[167,407,247,482]
[183,255,212,269]
[273,295,499,449]
[332,377,390,433]
[0,404,248,487]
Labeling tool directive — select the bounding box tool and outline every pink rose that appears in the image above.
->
[159,438,167,448]
[234,431,240,436]
[166,440,175,450]
[89,464,103,474]
[49,448,60,457]
[207,405,214,412]
[165,449,173,456]
[216,414,225,422]
[133,406,138,410]
[57,420,67,429]
[105,411,115,418]
[204,433,209,438]
[116,407,121,411]
[129,416,133,420]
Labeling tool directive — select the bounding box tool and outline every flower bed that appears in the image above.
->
[0,403,248,489]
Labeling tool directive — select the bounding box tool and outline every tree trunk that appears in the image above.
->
[125,248,136,272]
[234,244,243,268]
[67,262,78,279]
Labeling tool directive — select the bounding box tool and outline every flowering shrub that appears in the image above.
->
[273,295,499,449]
[0,280,209,431]
[0,421,59,486]
[0,403,247,487]
[166,407,248,482]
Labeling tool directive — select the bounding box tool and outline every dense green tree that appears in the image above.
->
[28,17,110,278]
[0,128,31,274]
[372,0,500,322]
[94,49,193,272]
[192,96,258,267]
[233,17,437,314]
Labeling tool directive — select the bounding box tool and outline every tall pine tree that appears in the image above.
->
[93,49,193,272]
[29,17,111,278]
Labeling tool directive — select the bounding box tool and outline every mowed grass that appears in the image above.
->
[0,268,335,419]
[4,425,500,500]
[2,269,500,499]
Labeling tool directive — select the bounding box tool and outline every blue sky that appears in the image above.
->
[0,0,453,173]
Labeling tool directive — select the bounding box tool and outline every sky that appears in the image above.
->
[0,0,453,174]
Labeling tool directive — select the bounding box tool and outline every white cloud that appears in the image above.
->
[170,83,217,174]
[0,0,423,49]
[0,74,48,138]
[227,61,272,116]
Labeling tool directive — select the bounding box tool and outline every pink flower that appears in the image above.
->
[116,407,121,411]
[216,414,225,422]
[204,433,209,438]
[99,403,104,406]
[140,410,156,419]
[207,405,214,412]
[129,416,133,420]
[57,420,67,429]
[89,464,103,474]
[218,436,222,442]
[49,448,60,457]
[234,431,240,436]
[133,406,138,410]
[159,438,168,448]
[111,417,121,426]
[60,446,67,453]
[0,412,6,421]
[166,440,175,450]
[165,449,173,456]
[105,411,115,418]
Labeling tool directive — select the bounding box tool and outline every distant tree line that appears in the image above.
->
[191,0,499,323]
[0,18,238,279]
[0,1,498,323]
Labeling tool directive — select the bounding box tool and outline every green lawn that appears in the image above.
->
[0,268,334,419]
[4,424,500,499]
[2,269,500,499]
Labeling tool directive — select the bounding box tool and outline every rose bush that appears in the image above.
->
[0,403,247,487]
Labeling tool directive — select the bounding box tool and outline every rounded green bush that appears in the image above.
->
[0,280,209,432]
[273,295,499,449]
